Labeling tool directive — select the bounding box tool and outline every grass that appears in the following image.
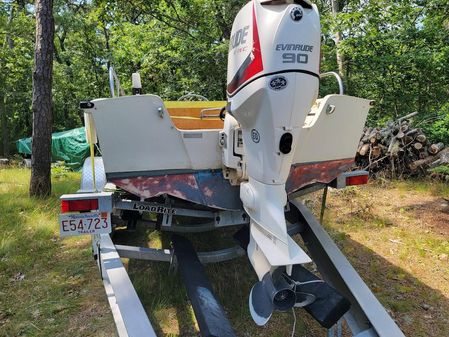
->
[317,180,449,337]
[0,168,115,337]
[1,168,448,337]
[113,226,318,337]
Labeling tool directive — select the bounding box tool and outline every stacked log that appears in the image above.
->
[355,112,449,178]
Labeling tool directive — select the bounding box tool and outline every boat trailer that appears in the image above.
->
[57,1,409,334]
[75,182,405,337]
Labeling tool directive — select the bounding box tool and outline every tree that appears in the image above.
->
[0,2,34,155]
[0,2,15,157]
[330,0,345,80]
[0,0,447,161]
[29,0,54,197]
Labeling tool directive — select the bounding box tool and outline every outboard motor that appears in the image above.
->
[226,0,320,276]
[223,0,350,326]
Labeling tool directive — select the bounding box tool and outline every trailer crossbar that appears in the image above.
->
[115,244,245,264]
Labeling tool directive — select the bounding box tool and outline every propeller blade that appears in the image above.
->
[249,279,274,326]
[249,269,297,326]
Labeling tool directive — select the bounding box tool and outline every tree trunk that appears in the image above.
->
[331,0,345,79]
[30,0,54,197]
[0,5,17,158]
[0,94,9,157]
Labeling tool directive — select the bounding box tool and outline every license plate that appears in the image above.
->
[59,212,111,237]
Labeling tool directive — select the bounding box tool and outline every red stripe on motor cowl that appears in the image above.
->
[245,5,264,81]
[227,4,264,95]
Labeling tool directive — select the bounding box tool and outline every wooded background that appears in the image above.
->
[1,0,448,157]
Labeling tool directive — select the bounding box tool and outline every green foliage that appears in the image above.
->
[422,103,449,144]
[0,4,35,147]
[0,0,449,156]
[429,164,449,175]
[319,0,449,128]
[51,161,70,179]
[106,0,246,99]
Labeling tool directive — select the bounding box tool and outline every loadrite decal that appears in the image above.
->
[132,203,176,214]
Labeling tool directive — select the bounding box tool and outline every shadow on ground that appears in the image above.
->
[321,226,449,337]
[396,198,449,236]
[110,216,449,337]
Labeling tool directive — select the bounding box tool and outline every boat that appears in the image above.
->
[79,0,375,327]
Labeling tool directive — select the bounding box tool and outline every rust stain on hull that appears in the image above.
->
[111,170,242,210]
[111,159,355,210]
[286,158,355,194]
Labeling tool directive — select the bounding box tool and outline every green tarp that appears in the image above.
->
[16,127,89,170]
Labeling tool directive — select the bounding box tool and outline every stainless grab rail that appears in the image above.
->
[178,93,209,101]
[200,107,223,119]
[320,71,344,95]
[109,67,125,98]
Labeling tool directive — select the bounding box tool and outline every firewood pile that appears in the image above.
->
[355,112,449,178]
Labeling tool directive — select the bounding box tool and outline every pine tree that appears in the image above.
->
[30,0,54,197]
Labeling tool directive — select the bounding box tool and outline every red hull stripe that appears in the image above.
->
[227,4,264,95]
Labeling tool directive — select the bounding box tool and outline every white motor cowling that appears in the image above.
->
[224,0,322,325]
[227,0,320,184]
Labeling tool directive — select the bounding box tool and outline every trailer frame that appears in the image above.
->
[61,172,405,337]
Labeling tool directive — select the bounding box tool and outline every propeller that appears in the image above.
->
[249,268,296,326]
[249,265,351,328]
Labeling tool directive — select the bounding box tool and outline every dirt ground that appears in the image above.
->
[314,180,449,337]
